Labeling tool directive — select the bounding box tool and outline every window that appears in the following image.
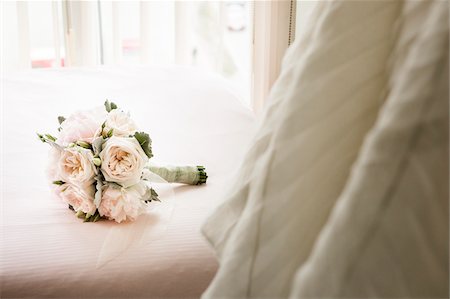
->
[1,0,296,112]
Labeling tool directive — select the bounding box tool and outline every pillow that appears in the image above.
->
[290,1,449,297]
[201,1,403,297]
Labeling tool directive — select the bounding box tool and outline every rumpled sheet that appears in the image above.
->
[0,66,255,298]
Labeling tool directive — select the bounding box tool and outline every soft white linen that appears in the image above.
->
[0,66,255,298]
[202,1,402,297]
[201,0,448,298]
[291,1,449,297]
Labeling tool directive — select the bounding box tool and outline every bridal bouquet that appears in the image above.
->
[38,101,207,223]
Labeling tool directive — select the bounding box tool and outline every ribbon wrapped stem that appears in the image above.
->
[146,164,208,185]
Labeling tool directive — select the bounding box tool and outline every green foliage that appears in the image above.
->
[37,133,46,143]
[107,128,114,138]
[75,209,102,222]
[45,134,57,142]
[151,188,160,202]
[104,100,118,112]
[92,137,105,155]
[58,116,66,125]
[76,141,92,149]
[143,187,160,203]
[37,133,57,144]
[134,131,153,158]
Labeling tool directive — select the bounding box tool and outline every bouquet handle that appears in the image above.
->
[145,164,207,185]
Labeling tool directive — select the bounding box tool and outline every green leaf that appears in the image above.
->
[150,188,160,202]
[44,134,57,142]
[58,116,66,125]
[76,140,92,149]
[93,213,101,222]
[37,132,59,145]
[92,137,105,156]
[143,187,160,203]
[104,100,119,112]
[134,131,153,158]
[84,213,92,222]
[37,133,46,143]
[76,210,86,219]
[104,100,111,112]
[52,180,65,185]
[107,128,114,138]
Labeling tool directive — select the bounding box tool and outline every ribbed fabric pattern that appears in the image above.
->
[290,0,449,297]
[203,1,449,298]
[1,66,255,298]
[202,1,404,298]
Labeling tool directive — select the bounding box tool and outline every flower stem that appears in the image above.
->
[196,166,208,185]
[146,164,208,185]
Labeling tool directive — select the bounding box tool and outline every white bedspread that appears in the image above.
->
[0,66,255,298]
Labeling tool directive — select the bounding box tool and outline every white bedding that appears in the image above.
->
[0,66,255,298]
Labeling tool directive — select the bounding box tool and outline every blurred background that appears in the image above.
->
[1,1,317,110]
[2,1,252,103]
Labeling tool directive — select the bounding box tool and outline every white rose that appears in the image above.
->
[99,136,148,188]
[59,147,97,186]
[58,183,96,215]
[98,183,147,223]
[103,109,137,137]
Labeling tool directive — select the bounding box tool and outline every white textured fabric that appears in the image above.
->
[202,0,448,298]
[202,1,403,297]
[291,1,449,297]
[0,66,255,298]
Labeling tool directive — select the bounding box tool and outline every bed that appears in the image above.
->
[0,66,255,298]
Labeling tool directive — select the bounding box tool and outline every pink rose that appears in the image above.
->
[57,107,106,146]
[58,183,96,215]
[98,183,147,223]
